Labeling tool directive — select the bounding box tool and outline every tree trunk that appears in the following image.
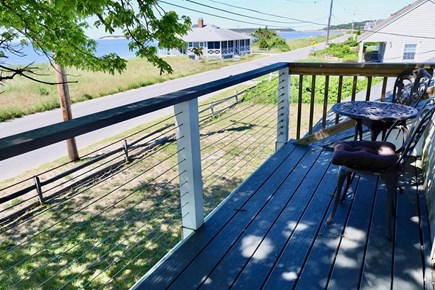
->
[54,64,80,161]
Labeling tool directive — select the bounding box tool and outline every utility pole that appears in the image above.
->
[326,0,334,46]
[54,64,80,161]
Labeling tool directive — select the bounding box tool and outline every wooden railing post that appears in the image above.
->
[276,67,290,151]
[33,176,44,205]
[174,99,204,238]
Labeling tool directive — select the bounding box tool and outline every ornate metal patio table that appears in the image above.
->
[332,101,419,140]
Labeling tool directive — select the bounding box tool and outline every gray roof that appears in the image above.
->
[358,0,427,42]
[182,25,252,42]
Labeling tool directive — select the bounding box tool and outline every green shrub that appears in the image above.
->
[243,75,382,105]
[311,36,359,61]
[38,87,50,96]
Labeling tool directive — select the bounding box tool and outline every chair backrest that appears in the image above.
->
[392,68,432,106]
[395,98,435,167]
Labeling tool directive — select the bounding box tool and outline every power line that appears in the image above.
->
[159,1,296,28]
[206,0,326,25]
[185,0,302,24]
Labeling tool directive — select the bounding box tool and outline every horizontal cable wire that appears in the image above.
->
[201,105,273,158]
[7,165,184,284]
[96,209,185,289]
[0,127,180,232]
[201,96,255,127]
[199,80,276,131]
[202,116,276,184]
[199,102,258,135]
[203,106,276,174]
[0,192,39,214]
[29,171,183,289]
[89,216,181,289]
[11,173,183,288]
[0,115,176,198]
[200,102,271,152]
[41,123,177,196]
[204,117,276,182]
[0,177,34,194]
[7,177,184,287]
[1,122,178,216]
[0,141,183,269]
[57,197,184,289]
[4,150,183,284]
[198,90,246,109]
[1,88,283,287]
[203,129,276,206]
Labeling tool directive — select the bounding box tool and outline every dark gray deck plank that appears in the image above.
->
[167,145,311,288]
[360,182,394,290]
[197,147,325,289]
[136,143,432,290]
[393,169,425,290]
[327,175,379,289]
[294,175,360,290]
[228,149,333,289]
[137,142,300,289]
[258,152,336,289]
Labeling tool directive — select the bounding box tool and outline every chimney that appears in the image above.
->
[198,18,204,28]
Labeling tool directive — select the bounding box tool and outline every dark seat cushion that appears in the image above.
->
[331,140,399,171]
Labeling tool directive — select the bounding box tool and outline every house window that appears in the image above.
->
[188,42,193,48]
[208,42,221,49]
[403,44,417,60]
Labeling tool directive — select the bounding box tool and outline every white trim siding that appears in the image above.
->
[358,0,435,63]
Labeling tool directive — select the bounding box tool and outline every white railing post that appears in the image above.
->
[276,67,290,151]
[174,99,204,238]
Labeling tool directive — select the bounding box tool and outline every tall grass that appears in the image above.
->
[0,55,258,122]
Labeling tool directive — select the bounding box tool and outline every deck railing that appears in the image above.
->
[0,61,434,288]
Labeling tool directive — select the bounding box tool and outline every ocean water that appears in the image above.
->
[277,30,330,40]
[2,31,333,65]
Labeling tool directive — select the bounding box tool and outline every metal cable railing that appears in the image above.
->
[0,64,287,288]
[34,173,183,289]
[0,115,178,214]
[201,104,273,162]
[2,146,183,288]
[0,126,179,233]
[0,140,181,260]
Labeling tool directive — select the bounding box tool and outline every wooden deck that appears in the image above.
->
[135,142,433,289]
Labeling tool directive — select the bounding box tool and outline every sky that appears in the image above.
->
[157,0,416,31]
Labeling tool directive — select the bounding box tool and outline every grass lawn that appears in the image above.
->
[0,54,263,122]
[0,35,342,288]
[0,81,325,288]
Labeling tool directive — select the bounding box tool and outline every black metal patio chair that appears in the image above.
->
[327,98,435,239]
[362,68,432,141]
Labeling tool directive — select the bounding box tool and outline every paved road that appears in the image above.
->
[0,35,349,181]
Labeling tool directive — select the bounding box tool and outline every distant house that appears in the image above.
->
[358,0,435,63]
[180,19,252,60]
[363,20,379,31]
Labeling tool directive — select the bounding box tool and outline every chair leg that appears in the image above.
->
[341,172,353,201]
[327,167,351,225]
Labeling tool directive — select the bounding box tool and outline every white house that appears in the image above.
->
[358,0,435,63]
[180,19,252,60]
